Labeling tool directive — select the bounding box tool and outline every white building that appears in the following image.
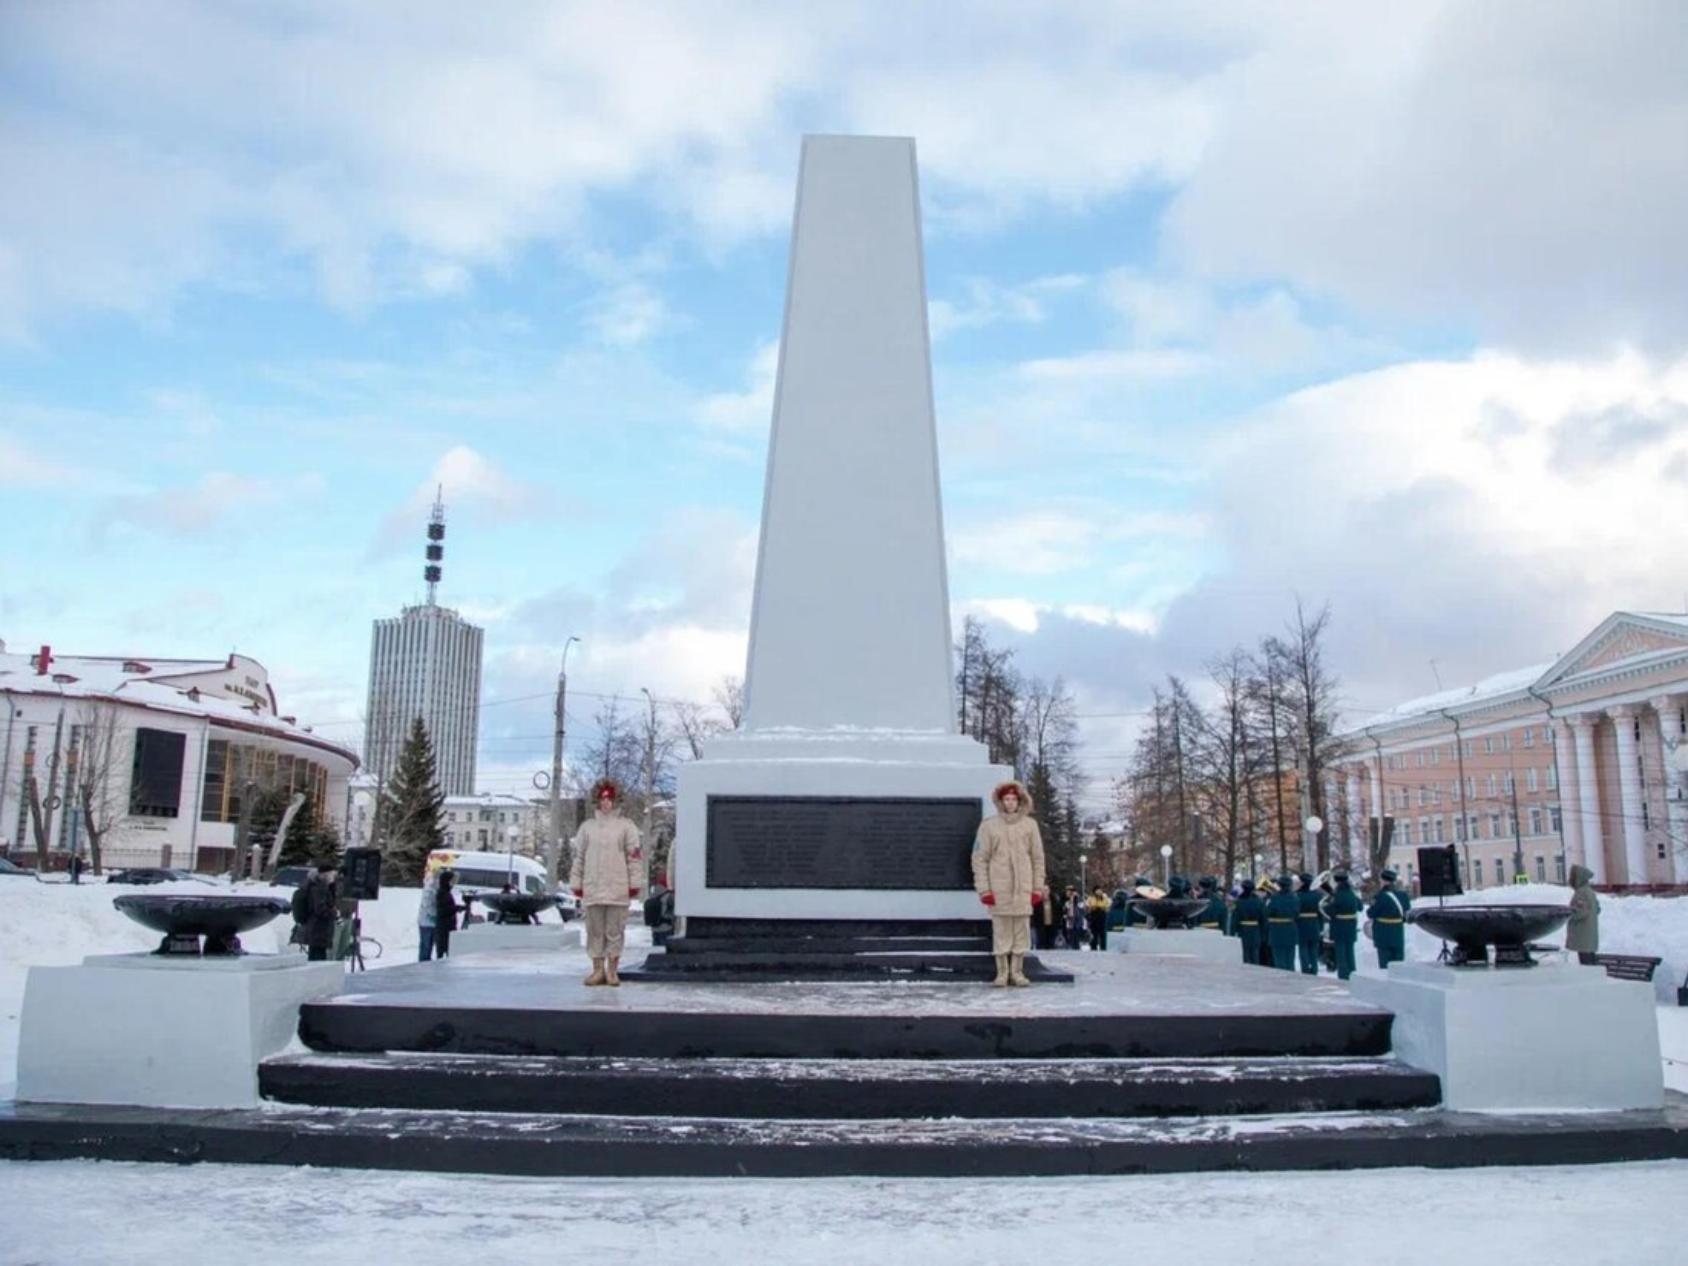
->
[1339,611,1688,891]
[442,792,547,855]
[362,491,483,795]
[0,645,358,873]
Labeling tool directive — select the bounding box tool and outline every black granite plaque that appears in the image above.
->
[705,796,981,890]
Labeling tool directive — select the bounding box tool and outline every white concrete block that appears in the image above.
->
[1113,928,1240,966]
[17,953,344,1109]
[455,922,583,955]
[1349,961,1663,1111]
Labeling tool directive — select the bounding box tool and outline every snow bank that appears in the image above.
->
[1401,882,1688,1003]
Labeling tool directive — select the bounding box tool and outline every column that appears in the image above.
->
[1347,766,1365,869]
[1568,713,1606,885]
[1610,704,1648,885]
[1651,694,1688,883]
[1553,719,1583,876]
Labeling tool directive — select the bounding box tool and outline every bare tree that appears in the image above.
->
[70,704,128,875]
[671,700,722,761]
[1192,651,1259,884]
[1020,675,1082,883]
[955,616,1022,769]
[1264,599,1348,872]
[713,676,745,730]
[578,697,646,795]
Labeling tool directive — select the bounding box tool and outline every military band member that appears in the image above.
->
[1368,867,1410,969]
[1232,879,1266,964]
[1266,875,1302,971]
[1295,872,1324,975]
[1195,875,1228,932]
[1323,870,1362,980]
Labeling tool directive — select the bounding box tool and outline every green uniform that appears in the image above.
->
[1233,891,1266,964]
[1195,894,1229,933]
[1265,889,1301,971]
[1368,884,1409,969]
[1296,887,1324,975]
[1324,885,1362,979]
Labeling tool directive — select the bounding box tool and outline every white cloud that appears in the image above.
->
[370,446,549,556]
[694,341,779,434]
[101,470,325,537]
[928,274,1085,341]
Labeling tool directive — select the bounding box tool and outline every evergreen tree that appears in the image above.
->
[382,717,445,884]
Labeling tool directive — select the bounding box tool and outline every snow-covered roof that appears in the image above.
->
[1348,662,1554,733]
[0,648,357,767]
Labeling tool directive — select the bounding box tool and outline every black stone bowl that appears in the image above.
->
[475,892,557,922]
[114,893,290,956]
[1407,903,1572,967]
[1129,897,1211,930]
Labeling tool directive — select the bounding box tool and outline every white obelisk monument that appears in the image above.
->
[672,135,1010,924]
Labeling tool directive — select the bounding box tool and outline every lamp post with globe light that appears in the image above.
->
[1304,815,1323,873]
[1160,843,1173,887]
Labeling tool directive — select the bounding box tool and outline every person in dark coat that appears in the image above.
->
[302,861,340,962]
[1194,875,1228,932]
[1322,871,1363,979]
[1295,872,1324,975]
[1367,867,1410,969]
[433,869,463,958]
[1266,875,1302,971]
[1233,879,1266,964]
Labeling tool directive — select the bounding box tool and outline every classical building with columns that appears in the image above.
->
[1338,612,1688,893]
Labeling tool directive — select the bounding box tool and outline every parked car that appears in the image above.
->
[272,866,312,888]
[553,889,580,922]
[106,867,198,885]
[0,856,38,878]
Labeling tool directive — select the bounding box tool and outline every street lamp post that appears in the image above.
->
[1079,852,1088,893]
[640,687,658,843]
[1304,816,1323,876]
[1159,843,1173,886]
[546,636,580,893]
[1252,852,1263,882]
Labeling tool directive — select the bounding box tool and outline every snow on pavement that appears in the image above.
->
[3,1158,1686,1265]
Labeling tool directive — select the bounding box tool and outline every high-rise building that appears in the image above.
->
[363,490,483,795]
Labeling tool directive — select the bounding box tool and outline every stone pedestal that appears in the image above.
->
[17,953,344,1109]
[455,922,583,955]
[1348,961,1662,1111]
[1112,928,1239,966]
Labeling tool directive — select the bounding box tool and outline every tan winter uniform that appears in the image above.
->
[971,781,1046,986]
[569,809,644,980]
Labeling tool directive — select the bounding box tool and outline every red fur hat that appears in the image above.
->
[591,778,620,804]
[993,781,1023,803]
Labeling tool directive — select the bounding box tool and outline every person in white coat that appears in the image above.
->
[970,780,1046,987]
[568,778,644,987]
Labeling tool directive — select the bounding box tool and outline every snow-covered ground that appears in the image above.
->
[2,1158,1685,1265]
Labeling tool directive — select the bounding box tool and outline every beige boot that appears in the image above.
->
[605,957,622,987]
[584,959,606,987]
[990,954,1010,987]
[1008,954,1031,987]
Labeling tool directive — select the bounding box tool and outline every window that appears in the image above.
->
[129,728,186,818]
[1502,733,1512,752]
[1416,751,1425,768]
[1401,821,1414,847]
[1523,727,1535,748]
[1457,815,1469,842]
[1503,772,1514,795]
[200,739,227,822]
[1484,736,1495,754]
[1473,858,1484,885]
[1466,777,1476,799]
[1431,748,1441,766]
[1556,854,1566,882]
[1527,768,1539,793]
[1534,855,1545,881]
[1489,812,1503,839]
[1550,807,1563,833]
[1529,807,1543,836]
[1547,764,1558,790]
[1486,774,1498,797]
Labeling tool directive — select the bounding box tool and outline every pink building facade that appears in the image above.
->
[1338,612,1688,893]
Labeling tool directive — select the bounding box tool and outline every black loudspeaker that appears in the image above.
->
[341,847,382,901]
[1418,845,1463,898]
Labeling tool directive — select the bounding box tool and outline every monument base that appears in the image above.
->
[17,953,344,1109]
[455,923,583,956]
[1348,960,1663,1111]
[1112,928,1239,966]
[673,730,1012,924]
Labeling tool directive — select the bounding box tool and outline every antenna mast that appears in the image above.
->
[425,485,445,606]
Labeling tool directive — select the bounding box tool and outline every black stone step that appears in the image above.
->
[9,1097,1688,1178]
[623,950,1073,983]
[683,917,989,939]
[298,999,1390,1060]
[662,935,991,955]
[260,1052,1441,1119]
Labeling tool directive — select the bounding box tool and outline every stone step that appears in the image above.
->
[661,935,991,955]
[623,950,1072,983]
[9,1097,1688,1178]
[259,1052,1441,1119]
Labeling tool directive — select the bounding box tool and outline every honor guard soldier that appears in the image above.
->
[1368,866,1411,969]
[1322,870,1362,979]
[1232,879,1266,964]
[1295,872,1324,975]
[1266,875,1302,971]
[1195,875,1228,932]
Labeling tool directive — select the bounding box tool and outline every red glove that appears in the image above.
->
[1031,891,1043,907]
[572,887,583,898]
[980,891,995,907]
[629,888,639,898]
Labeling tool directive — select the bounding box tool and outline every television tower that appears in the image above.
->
[425,486,445,606]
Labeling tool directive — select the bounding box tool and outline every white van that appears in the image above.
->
[425,850,548,898]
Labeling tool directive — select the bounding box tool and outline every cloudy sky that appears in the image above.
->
[4,1,1687,805]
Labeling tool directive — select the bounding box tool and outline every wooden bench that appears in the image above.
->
[1578,951,1663,982]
